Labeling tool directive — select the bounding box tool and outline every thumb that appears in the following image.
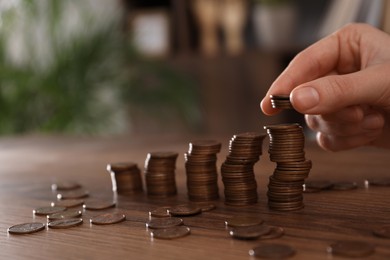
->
[290,64,390,114]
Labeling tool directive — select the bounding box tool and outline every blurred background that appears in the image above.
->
[0,0,389,136]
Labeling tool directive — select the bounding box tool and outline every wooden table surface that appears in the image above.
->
[1,134,390,259]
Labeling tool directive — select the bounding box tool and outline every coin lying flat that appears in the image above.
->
[8,222,46,235]
[151,226,191,240]
[48,218,83,229]
[168,204,202,216]
[83,200,116,210]
[33,206,67,216]
[373,226,390,239]
[249,243,296,258]
[51,199,85,208]
[229,225,271,240]
[90,213,126,225]
[146,217,183,229]
[328,240,375,257]
[225,216,264,228]
[48,210,82,220]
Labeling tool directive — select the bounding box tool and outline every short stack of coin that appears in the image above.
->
[270,94,293,109]
[107,162,143,195]
[144,152,178,198]
[265,123,311,211]
[221,132,266,206]
[185,140,221,202]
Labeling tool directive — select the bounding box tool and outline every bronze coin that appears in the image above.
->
[151,226,191,240]
[169,204,202,216]
[90,213,126,225]
[249,243,296,258]
[225,216,264,228]
[328,240,375,257]
[51,181,81,191]
[229,225,271,240]
[83,200,116,210]
[146,217,183,229]
[48,210,82,220]
[373,226,390,239]
[48,218,83,229]
[149,206,171,218]
[259,226,285,240]
[8,222,45,235]
[33,206,67,216]
[51,199,85,208]
[57,190,89,200]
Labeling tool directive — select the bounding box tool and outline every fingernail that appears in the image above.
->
[362,113,384,130]
[292,87,320,111]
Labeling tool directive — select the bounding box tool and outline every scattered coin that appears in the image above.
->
[249,243,296,258]
[48,218,83,229]
[90,213,126,225]
[328,240,375,258]
[258,226,285,240]
[8,222,46,235]
[146,217,183,229]
[149,206,171,218]
[51,181,81,191]
[47,210,82,220]
[151,226,191,240]
[168,204,202,216]
[83,200,116,210]
[225,216,264,228]
[33,206,67,216]
[51,199,85,208]
[373,226,390,239]
[57,190,89,200]
[229,225,271,240]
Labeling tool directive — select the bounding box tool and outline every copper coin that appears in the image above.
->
[57,190,89,200]
[229,225,271,240]
[90,213,126,225]
[225,216,264,228]
[169,204,202,216]
[33,206,67,216]
[8,222,45,235]
[146,217,183,229]
[48,218,83,229]
[249,243,296,258]
[151,226,191,240]
[373,226,390,239]
[149,206,171,218]
[51,181,81,191]
[51,199,85,208]
[83,200,116,210]
[48,210,82,220]
[328,240,375,257]
[259,226,285,240]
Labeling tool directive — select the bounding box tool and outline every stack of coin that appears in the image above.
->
[144,152,178,198]
[270,94,293,109]
[221,132,266,206]
[185,140,221,202]
[106,162,143,195]
[265,124,311,211]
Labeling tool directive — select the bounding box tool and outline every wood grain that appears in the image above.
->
[0,135,389,259]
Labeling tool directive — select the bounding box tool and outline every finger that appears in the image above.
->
[290,63,390,115]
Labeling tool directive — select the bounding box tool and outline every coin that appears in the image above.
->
[48,218,83,229]
[51,199,85,208]
[48,210,82,220]
[249,243,296,258]
[146,217,183,229]
[8,222,45,235]
[328,240,375,257]
[373,226,390,239]
[151,226,191,240]
[259,226,285,240]
[33,206,67,216]
[225,216,264,227]
[169,204,202,216]
[229,225,271,240]
[83,200,116,210]
[149,206,171,218]
[51,181,81,191]
[90,213,126,225]
[57,190,89,200]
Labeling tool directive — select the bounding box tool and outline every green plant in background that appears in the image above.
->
[0,0,201,135]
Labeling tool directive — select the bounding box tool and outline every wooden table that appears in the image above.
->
[1,135,390,259]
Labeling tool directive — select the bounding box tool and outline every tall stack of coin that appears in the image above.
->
[107,162,143,195]
[144,152,179,198]
[185,140,221,202]
[221,132,266,206]
[264,123,312,211]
